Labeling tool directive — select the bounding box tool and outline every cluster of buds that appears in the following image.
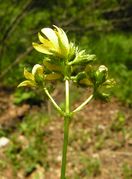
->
[72,64,115,100]
[18,25,115,100]
[18,63,62,88]
[73,65,114,86]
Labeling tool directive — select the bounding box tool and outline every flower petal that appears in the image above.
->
[41,28,59,48]
[18,80,36,88]
[24,68,34,81]
[32,64,44,76]
[38,32,53,46]
[53,25,69,54]
[32,42,53,55]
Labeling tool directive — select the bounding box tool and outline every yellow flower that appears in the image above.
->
[32,25,70,58]
[18,64,44,87]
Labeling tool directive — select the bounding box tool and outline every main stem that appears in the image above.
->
[61,79,70,179]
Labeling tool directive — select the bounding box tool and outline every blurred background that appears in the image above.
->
[0,0,132,105]
[0,0,132,178]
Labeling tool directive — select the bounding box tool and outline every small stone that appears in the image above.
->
[98,124,106,130]
[56,155,62,162]
[0,137,10,148]
[92,153,100,159]
[128,139,132,146]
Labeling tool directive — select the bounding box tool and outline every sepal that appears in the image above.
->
[68,49,96,65]
[94,91,110,102]
[43,59,62,72]
[44,73,62,80]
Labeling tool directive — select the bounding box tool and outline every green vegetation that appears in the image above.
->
[122,163,132,179]
[111,111,126,132]
[79,157,101,177]
[5,112,49,176]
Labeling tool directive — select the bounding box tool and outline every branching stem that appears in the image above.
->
[44,83,93,179]
[44,87,64,116]
[73,94,94,113]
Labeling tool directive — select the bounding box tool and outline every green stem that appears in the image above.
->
[61,116,70,179]
[73,94,94,113]
[65,79,70,113]
[61,79,70,179]
[44,88,64,116]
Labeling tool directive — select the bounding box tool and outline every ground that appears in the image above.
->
[0,87,132,179]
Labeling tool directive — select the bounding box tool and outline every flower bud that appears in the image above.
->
[94,65,108,85]
[72,71,93,87]
[103,78,116,88]
[32,64,44,85]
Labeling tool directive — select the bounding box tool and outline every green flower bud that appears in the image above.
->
[94,65,108,86]
[32,64,44,85]
[72,71,93,87]
[103,78,116,88]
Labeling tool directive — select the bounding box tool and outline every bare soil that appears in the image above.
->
[0,88,132,179]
